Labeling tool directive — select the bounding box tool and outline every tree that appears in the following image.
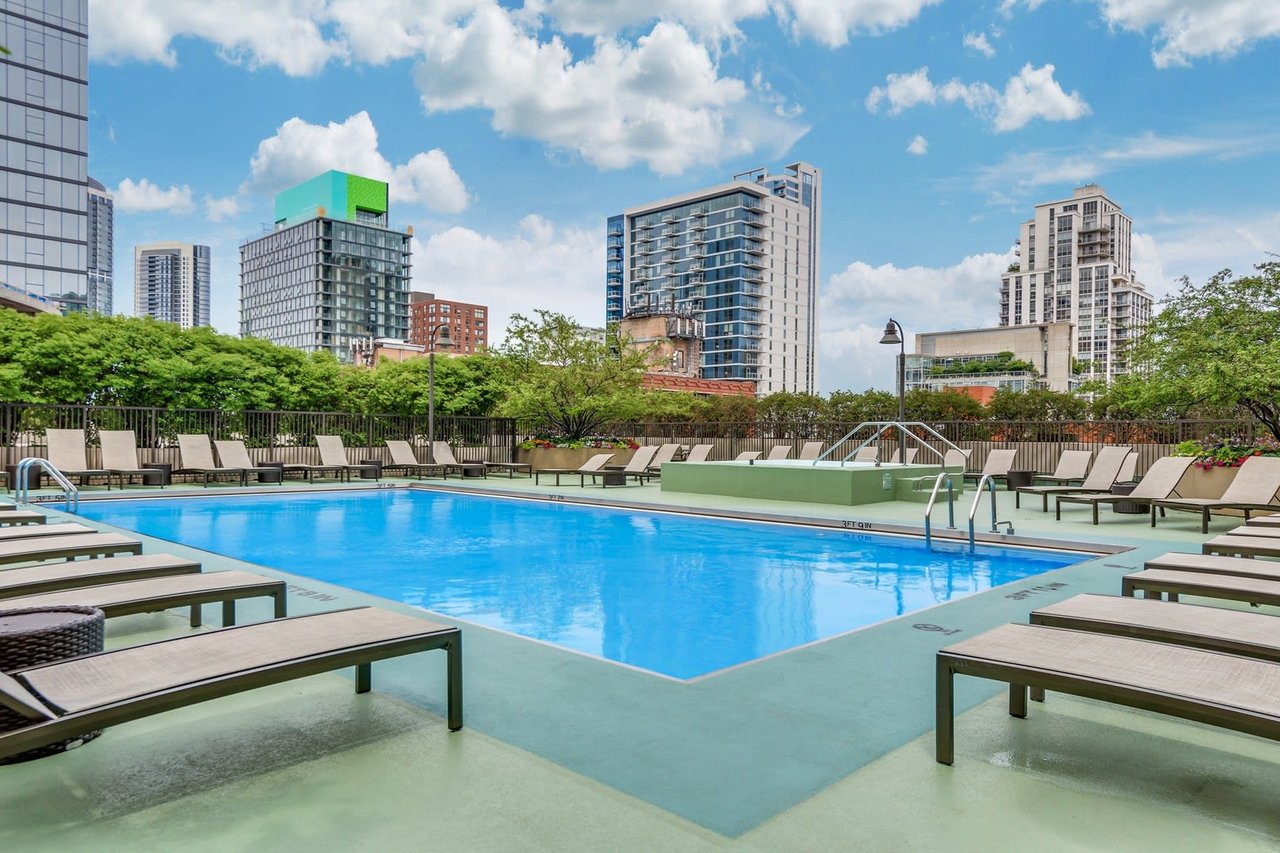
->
[1102,262,1280,438]
[986,387,1088,421]
[491,310,657,438]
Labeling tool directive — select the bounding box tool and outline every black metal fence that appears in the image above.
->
[0,404,517,469]
[0,403,1255,478]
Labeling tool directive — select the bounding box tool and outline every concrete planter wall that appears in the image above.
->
[1171,464,1265,517]
[516,446,635,472]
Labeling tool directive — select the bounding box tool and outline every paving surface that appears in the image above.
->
[2,476,1277,851]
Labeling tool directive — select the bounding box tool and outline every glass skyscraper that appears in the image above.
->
[0,0,90,309]
[607,163,821,395]
[239,171,411,360]
[86,175,112,313]
[134,241,211,329]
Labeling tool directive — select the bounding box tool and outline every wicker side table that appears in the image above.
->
[0,606,105,764]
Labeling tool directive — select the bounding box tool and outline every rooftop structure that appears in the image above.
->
[239,171,411,360]
[905,322,1076,394]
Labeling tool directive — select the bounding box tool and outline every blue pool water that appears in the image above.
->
[77,491,1085,679]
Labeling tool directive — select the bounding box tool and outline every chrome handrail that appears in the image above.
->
[967,475,999,551]
[815,421,968,466]
[14,457,79,512]
[923,472,955,549]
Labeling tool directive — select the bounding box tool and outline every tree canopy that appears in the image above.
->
[1090,261,1280,437]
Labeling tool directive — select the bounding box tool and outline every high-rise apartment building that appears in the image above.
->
[998,185,1153,379]
[239,171,411,360]
[408,291,488,353]
[87,177,113,314]
[0,1,90,309]
[607,162,821,395]
[134,242,211,328]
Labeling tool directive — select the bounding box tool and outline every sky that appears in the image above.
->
[85,0,1280,392]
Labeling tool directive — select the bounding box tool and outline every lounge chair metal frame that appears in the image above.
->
[0,607,463,761]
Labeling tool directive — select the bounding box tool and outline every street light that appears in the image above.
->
[427,323,454,463]
[879,318,906,464]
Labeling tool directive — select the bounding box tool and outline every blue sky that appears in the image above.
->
[86,0,1280,391]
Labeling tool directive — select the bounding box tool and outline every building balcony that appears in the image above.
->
[662,213,677,223]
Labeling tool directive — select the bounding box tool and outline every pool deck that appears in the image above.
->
[3,476,1279,851]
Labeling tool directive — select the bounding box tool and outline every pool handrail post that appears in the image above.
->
[967,474,1000,551]
[923,471,954,549]
[815,421,966,467]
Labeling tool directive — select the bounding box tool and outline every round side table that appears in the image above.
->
[0,606,105,764]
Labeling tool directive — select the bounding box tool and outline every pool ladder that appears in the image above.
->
[924,473,1015,551]
[922,472,955,549]
[966,475,1013,551]
[13,457,78,513]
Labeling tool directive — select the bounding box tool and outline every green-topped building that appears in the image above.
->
[239,170,412,359]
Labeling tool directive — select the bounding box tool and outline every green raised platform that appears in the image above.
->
[660,460,967,506]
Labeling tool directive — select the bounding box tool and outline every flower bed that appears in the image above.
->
[518,435,639,451]
[1172,435,1280,471]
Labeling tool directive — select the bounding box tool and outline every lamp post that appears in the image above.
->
[879,318,906,464]
[427,323,454,463]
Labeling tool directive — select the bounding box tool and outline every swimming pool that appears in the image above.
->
[77,490,1086,679]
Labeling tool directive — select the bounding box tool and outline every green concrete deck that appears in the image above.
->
[2,475,1279,851]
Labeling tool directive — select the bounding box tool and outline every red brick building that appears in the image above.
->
[409,291,488,353]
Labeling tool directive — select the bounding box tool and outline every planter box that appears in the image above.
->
[516,447,636,473]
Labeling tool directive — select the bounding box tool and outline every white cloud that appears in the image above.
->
[516,0,940,46]
[865,64,1088,132]
[906,134,928,155]
[88,0,339,76]
[406,14,803,175]
[245,112,470,213]
[1131,211,1280,300]
[774,0,944,47]
[1097,1,1280,67]
[413,215,601,345]
[112,178,195,214]
[963,31,995,56]
[820,251,1013,391]
[968,130,1279,201]
[205,195,242,222]
[993,63,1090,131]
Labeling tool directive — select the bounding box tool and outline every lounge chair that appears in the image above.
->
[1118,451,1138,484]
[1146,551,1280,582]
[942,448,970,469]
[854,446,878,463]
[766,445,792,461]
[1054,456,1196,523]
[431,442,487,478]
[1122,568,1280,608]
[534,453,615,486]
[962,448,1016,486]
[384,440,448,479]
[0,521,95,542]
[799,442,824,461]
[1014,445,1132,511]
[1202,534,1280,558]
[483,459,533,478]
[1224,523,1280,539]
[683,444,714,463]
[0,510,45,526]
[888,447,919,464]
[0,606,463,762]
[176,435,246,487]
[45,429,112,489]
[213,440,287,485]
[99,430,157,489]
[0,553,201,598]
[1034,449,1093,486]
[316,435,371,481]
[1151,455,1280,533]
[735,451,762,462]
[935,622,1280,766]
[1245,515,1280,528]
[593,445,660,486]
[1,571,287,628]
[646,443,683,472]
[0,533,141,566]
[1031,593,1280,662]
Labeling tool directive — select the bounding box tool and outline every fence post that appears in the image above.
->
[367,414,375,456]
